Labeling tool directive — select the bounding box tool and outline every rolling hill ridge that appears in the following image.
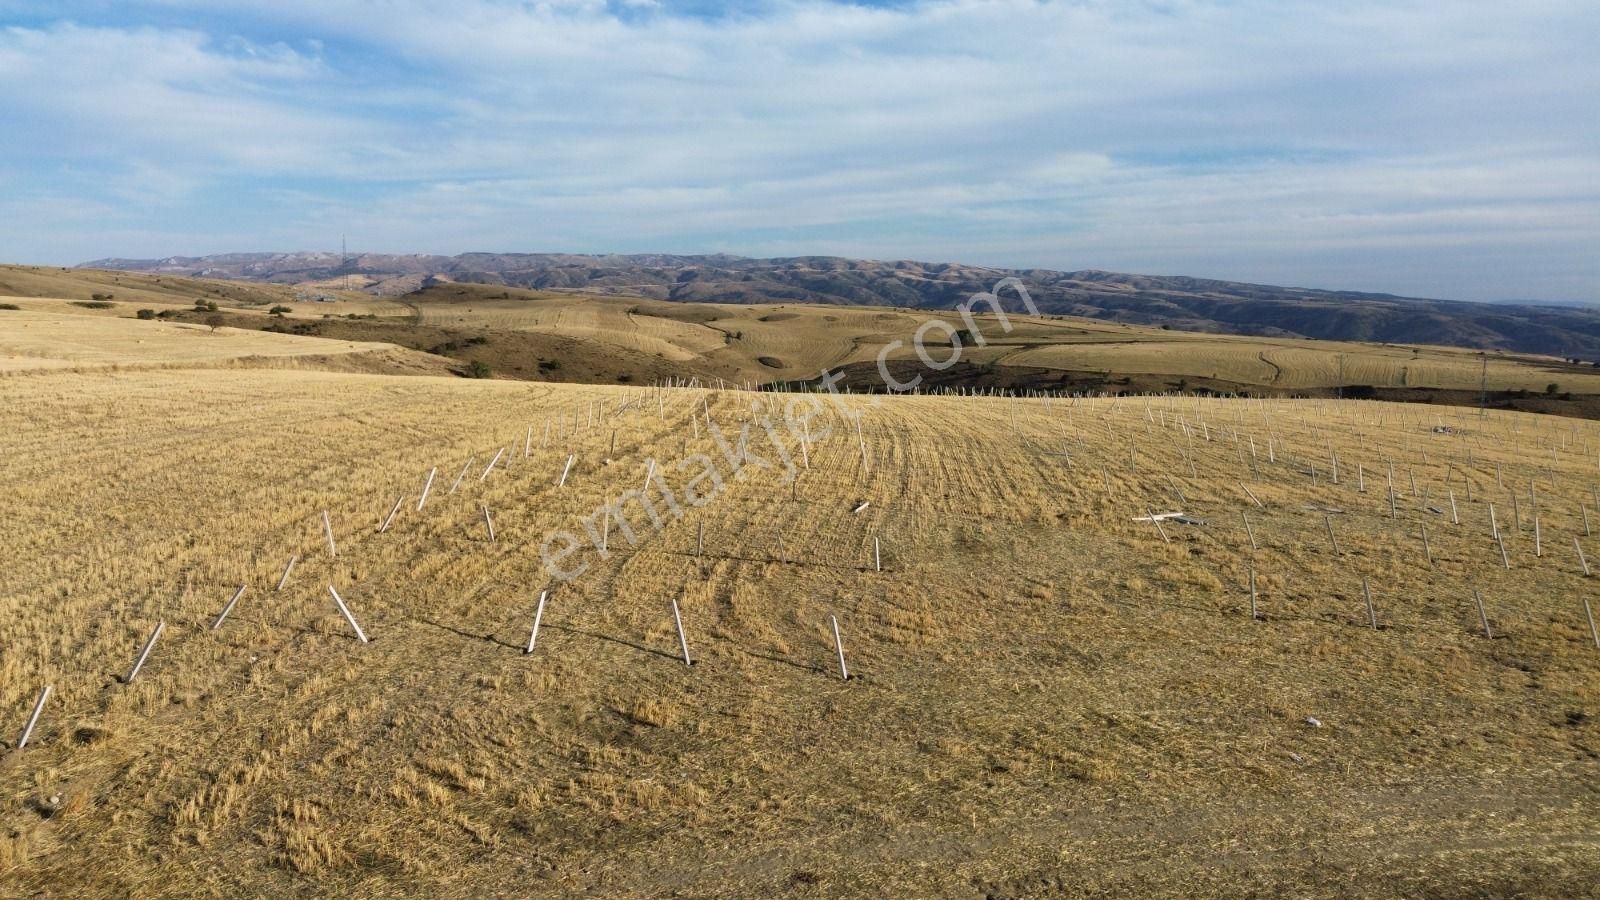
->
[81,252,1600,359]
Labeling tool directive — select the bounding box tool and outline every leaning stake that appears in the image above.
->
[671,599,692,666]
[211,584,247,630]
[16,685,51,749]
[1472,588,1493,639]
[275,554,298,591]
[379,495,404,533]
[831,615,849,680]
[328,585,370,643]
[417,467,437,511]
[124,621,165,683]
[525,590,547,654]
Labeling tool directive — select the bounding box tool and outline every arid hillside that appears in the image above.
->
[81,252,1600,359]
[12,267,1600,416]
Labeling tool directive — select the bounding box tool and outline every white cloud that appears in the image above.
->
[0,1,1595,300]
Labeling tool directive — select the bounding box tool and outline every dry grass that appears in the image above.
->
[0,304,414,373]
[0,355,1597,895]
[7,267,1597,396]
[392,283,1600,393]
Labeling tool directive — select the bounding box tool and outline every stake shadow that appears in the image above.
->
[667,550,865,572]
[736,647,828,676]
[543,622,681,662]
[418,617,524,652]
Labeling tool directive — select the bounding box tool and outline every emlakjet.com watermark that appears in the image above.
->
[540,394,834,581]
[538,275,1038,583]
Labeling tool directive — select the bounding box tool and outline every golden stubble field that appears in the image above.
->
[1,364,1598,897]
[0,305,419,374]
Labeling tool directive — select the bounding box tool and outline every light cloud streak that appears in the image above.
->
[0,0,1595,301]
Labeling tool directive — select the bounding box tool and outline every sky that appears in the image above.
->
[0,0,1596,302]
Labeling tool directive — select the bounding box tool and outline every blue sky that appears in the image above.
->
[1,0,1596,302]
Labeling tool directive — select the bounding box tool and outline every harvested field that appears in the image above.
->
[2,359,1597,896]
[0,305,411,374]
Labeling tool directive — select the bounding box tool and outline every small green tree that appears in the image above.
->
[1546,383,1560,395]
[136,309,157,320]
[205,314,225,332]
[465,360,492,379]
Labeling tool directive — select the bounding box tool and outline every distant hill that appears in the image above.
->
[80,252,1600,359]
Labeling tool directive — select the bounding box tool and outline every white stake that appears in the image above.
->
[379,495,404,533]
[321,510,337,558]
[125,621,165,683]
[1576,537,1591,576]
[831,615,849,680]
[211,584,247,630]
[276,554,298,591]
[16,685,51,749]
[1242,511,1257,551]
[482,504,496,542]
[873,536,881,572]
[671,599,692,666]
[1238,482,1264,509]
[1148,508,1170,543]
[417,467,437,511]
[480,447,505,481]
[1472,588,1492,639]
[1248,567,1258,620]
[557,454,575,487]
[328,585,369,643]
[448,457,474,494]
[1583,596,1600,650]
[642,458,655,492]
[525,590,547,654]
